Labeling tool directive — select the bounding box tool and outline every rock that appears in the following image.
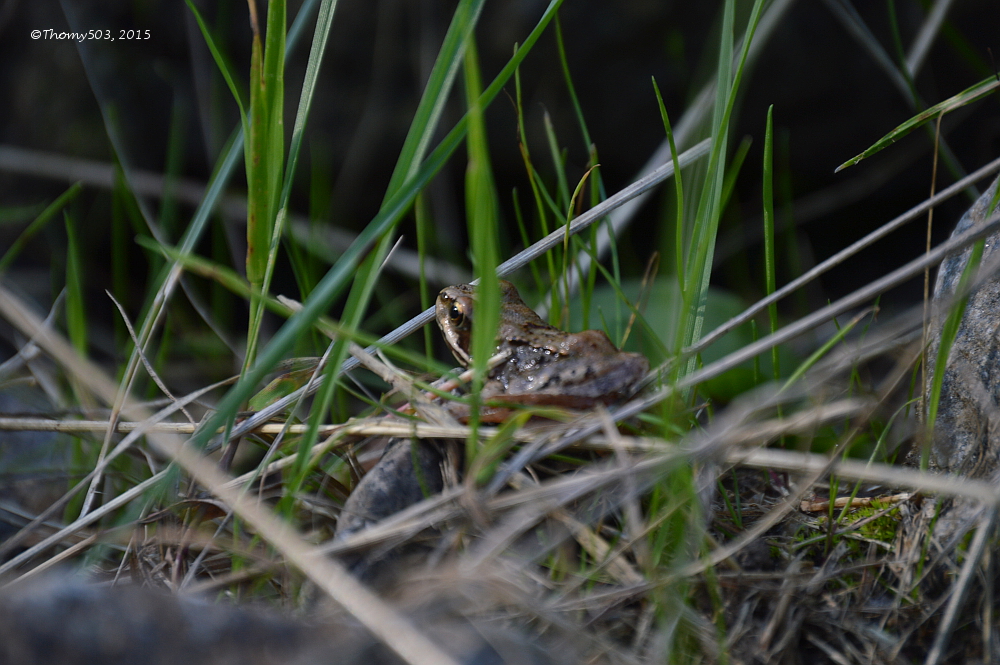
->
[0,576,328,665]
[924,175,1000,477]
[0,574,570,665]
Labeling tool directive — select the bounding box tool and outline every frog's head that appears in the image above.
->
[435,283,475,366]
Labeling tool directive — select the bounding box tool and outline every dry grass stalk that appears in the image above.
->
[4,258,1000,663]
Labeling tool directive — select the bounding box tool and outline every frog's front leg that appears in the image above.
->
[335,438,447,541]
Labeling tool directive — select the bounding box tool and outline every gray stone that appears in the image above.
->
[925,175,1000,477]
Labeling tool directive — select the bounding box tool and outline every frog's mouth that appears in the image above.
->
[450,343,472,367]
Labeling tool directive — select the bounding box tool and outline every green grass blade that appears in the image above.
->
[543,111,572,212]
[415,193,435,357]
[513,48,556,284]
[158,100,187,239]
[184,0,249,128]
[762,105,779,379]
[172,0,315,272]
[719,135,751,211]
[244,0,286,368]
[781,310,868,391]
[384,0,486,197]
[652,77,685,291]
[464,36,501,464]
[836,76,1000,172]
[0,204,43,227]
[679,0,767,373]
[64,212,87,357]
[258,0,339,361]
[559,166,599,320]
[676,1,737,374]
[554,14,593,152]
[0,182,82,274]
[274,0,337,217]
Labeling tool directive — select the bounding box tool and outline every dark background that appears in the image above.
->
[0,0,998,366]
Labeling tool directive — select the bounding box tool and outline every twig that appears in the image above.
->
[0,377,233,562]
[0,416,532,440]
[78,292,196,516]
[0,290,64,380]
[924,505,998,665]
[0,470,169,579]
[0,283,461,665]
[800,492,912,513]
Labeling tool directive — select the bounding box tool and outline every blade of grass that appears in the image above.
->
[762,105,779,380]
[676,1,737,372]
[652,77,686,291]
[0,204,44,226]
[824,0,972,189]
[720,136,752,209]
[63,211,86,358]
[558,166,599,325]
[781,309,871,391]
[63,209,99,449]
[680,0,767,374]
[554,14,599,165]
[415,193,435,358]
[0,183,82,274]
[836,75,1000,172]
[157,99,188,239]
[243,0,286,368]
[464,35,501,466]
[185,0,249,127]
[513,52,558,288]
[543,110,572,214]
[259,0,339,355]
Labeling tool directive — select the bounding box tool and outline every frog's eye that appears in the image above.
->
[448,298,472,330]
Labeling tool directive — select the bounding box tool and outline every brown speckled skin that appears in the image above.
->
[436,280,649,406]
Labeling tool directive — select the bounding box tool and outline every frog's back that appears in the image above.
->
[490,327,648,406]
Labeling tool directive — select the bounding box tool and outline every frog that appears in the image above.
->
[435,280,649,409]
[335,280,649,566]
